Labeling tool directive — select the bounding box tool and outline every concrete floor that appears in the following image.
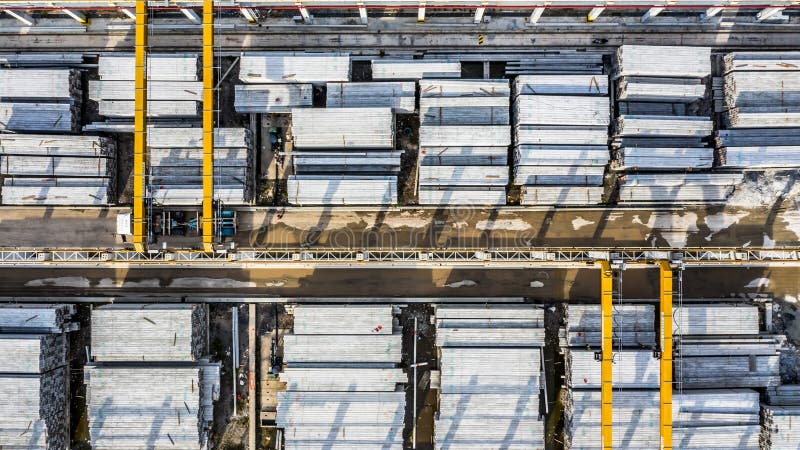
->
[0,265,790,301]
[1,202,798,249]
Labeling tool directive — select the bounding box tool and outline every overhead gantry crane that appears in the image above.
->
[597,259,678,449]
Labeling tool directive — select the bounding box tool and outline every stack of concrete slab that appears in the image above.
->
[434,304,545,449]
[0,68,81,132]
[716,52,800,168]
[763,385,800,449]
[0,305,77,450]
[418,79,510,205]
[147,127,252,205]
[371,60,460,80]
[235,84,313,113]
[91,304,208,362]
[513,74,610,205]
[278,305,405,450]
[612,45,723,202]
[674,389,761,449]
[0,134,117,205]
[288,108,399,205]
[90,54,200,118]
[562,304,658,449]
[327,82,415,113]
[503,51,606,76]
[86,303,219,450]
[674,303,781,388]
[240,52,350,83]
[618,172,743,203]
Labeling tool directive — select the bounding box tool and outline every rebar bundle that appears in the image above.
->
[235,84,313,113]
[327,82,415,113]
[239,52,350,83]
[371,60,460,80]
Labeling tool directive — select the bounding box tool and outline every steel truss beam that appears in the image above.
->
[0,247,797,266]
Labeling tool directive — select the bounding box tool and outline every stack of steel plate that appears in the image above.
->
[0,68,81,132]
[239,52,350,83]
[673,389,761,449]
[513,74,610,205]
[90,54,199,119]
[147,127,252,205]
[327,82,415,113]
[418,79,510,205]
[91,304,208,362]
[674,303,781,389]
[434,304,545,449]
[278,305,405,450]
[618,173,743,203]
[0,305,77,450]
[86,303,218,449]
[234,84,313,113]
[371,59,460,80]
[612,45,715,179]
[717,52,800,168]
[0,134,117,205]
[85,363,220,449]
[289,107,399,205]
[563,303,660,449]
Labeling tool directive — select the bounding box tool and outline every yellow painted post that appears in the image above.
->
[202,0,215,252]
[599,260,613,449]
[132,0,147,252]
[660,261,674,450]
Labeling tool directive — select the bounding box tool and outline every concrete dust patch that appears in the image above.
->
[168,278,257,289]
[764,234,777,249]
[445,280,478,288]
[571,217,596,231]
[475,219,531,231]
[25,277,90,288]
[783,210,800,240]
[745,278,770,288]
[259,210,366,230]
[96,278,161,288]
[727,171,800,208]
[704,211,749,241]
[530,281,545,288]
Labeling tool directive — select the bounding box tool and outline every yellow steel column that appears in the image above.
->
[132,0,147,252]
[599,260,614,449]
[202,0,215,252]
[660,261,674,450]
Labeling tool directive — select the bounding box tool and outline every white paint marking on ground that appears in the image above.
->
[530,281,544,288]
[745,278,770,288]
[704,211,749,241]
[783,210,800,240]
[168,278,257,288]
[96,278,161,288]
[25,277,91,288]
[572,217,596,231]
[475,219,532,231]
[445,280,478,288]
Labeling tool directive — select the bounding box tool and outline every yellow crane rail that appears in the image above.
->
[132,0,147,252]
[660,261,674,450]
[599,260,614,449]
[202,0,215,252]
